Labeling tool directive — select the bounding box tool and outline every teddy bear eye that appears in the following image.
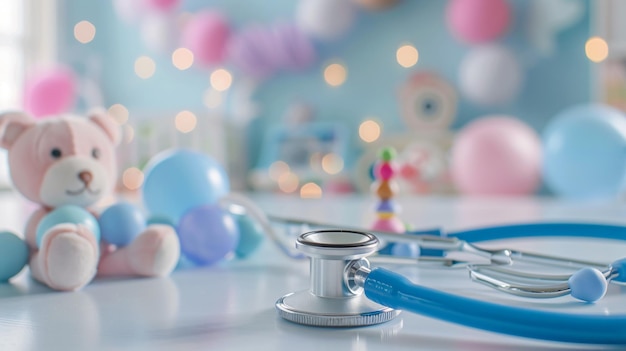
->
[92,148,100,159]
[50,148,62,159]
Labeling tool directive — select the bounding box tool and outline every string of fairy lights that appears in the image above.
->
[72,9,611,197]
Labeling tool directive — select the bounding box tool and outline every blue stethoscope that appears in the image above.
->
[270,224,626,345]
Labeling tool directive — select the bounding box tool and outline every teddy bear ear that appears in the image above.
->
[88,108,121,145]
[0,111,35,150]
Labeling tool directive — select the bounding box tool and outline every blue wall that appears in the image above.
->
[59,0,592,170]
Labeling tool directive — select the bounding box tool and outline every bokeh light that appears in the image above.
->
[123,125,135,144]
[210,69,233,91]
[74,20,96,44]
[324,63,347,87]
[359,119,381,143]
[278,172,299,193]
[396,44,419,68]
[175,110,197,133]
[269,161,290,181]
[585,36,609,63]
[300,182,323,199]
[322,153,344,175]
[135,56,156,79]
[108,104,129,125]
[123,167,144,190]
[172,48,194,70]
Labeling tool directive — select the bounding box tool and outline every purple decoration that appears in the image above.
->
[177,204,240,266]
[376,200,395,213]
[228,22,316,79]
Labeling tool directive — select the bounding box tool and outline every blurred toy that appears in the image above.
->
[370,147,419,257]
[355,72,456,194]
[451,116,542,196]
[543,104,626,199]
[0,110,180,291]
[250,102,350,195]
[370,148,405,233]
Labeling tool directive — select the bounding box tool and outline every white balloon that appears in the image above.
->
[459,45,523,106]
[140,14,179,54]
[296,0,356,40]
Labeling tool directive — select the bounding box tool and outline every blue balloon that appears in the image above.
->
[99,202,146,246]
[233,213,265,258]
[177,204,239,266]
[543,104,626,199]
[0,231,28,282]
[142,149,230,222]
[36,205,100,247]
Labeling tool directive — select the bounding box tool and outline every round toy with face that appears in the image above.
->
[398,72,457,133]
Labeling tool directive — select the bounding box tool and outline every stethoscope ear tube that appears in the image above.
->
[364,267,626,345]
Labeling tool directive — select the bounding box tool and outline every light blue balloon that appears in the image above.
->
[543,104,626,199]
[233,213,265,259]
[0,231,28,282]
[142,149,230,222]
[36,205,100,247]
[99,202,146,246]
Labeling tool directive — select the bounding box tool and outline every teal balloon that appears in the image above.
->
[543,104,626,199]
[233,213,265,258]
[0,231,28,282]
[36,205,100,247]
[142,149,230,222]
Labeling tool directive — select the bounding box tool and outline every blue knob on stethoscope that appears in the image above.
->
[276,229,626,345]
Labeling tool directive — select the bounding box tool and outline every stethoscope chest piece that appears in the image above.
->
[276,230,401,327]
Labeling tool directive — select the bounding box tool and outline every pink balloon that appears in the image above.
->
[450,116,541,196]
[181,11,230,67]
[141,0,180,13]
[24,66,77,118]
[446,0,511,44]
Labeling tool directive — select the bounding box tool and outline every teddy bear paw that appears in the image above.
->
[128,225,180,277]
[39,224,99,291]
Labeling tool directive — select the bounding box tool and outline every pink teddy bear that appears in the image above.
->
[0,110,180,291]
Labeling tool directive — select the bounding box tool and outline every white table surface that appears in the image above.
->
[1,191,626,350]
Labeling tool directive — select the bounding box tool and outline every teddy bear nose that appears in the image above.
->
[78,171,93,185]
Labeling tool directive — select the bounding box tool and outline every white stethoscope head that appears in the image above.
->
[276,229,401,327]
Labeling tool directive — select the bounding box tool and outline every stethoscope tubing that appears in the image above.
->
[449,222,626,242]
[365,267,626,345]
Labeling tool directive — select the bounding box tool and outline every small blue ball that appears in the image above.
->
[233,213,265,259]
[0,231,28,281]
[142,149,230,222]
[36,205,100,248]
[99,202,146,246]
